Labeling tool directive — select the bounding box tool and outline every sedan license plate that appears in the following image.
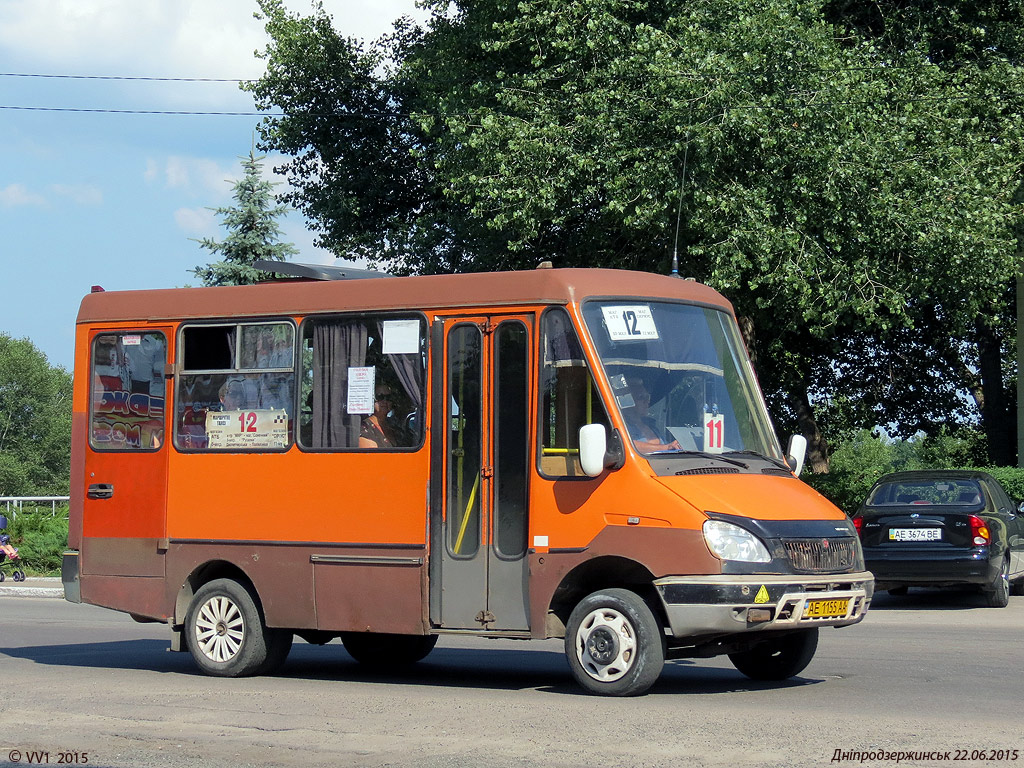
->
[889,528,942,542]
[804,598,850,619]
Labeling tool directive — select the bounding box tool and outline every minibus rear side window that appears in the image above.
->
[538,309,610,478]
[90,332,166,451]
[175,322,295,451]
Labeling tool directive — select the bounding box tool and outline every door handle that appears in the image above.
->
[87,483,114,500]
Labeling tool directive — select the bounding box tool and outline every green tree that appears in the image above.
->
[192,148,298,286]
[246,0,1024,467]
[0,334,72,495]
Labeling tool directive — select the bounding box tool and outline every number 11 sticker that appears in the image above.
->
[704,413,725,453]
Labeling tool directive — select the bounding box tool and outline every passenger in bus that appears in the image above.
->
[359,385,401,448]
[218,378,247,411]
[623,377,680,454]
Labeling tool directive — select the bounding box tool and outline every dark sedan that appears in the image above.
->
[852,470,1024,607]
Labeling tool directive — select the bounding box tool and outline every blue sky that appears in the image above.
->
[0,0,425,371]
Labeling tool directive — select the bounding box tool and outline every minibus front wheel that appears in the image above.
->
[565,588,666,696]
[184,578,292,677]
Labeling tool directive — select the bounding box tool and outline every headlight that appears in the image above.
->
[702,519,771,563]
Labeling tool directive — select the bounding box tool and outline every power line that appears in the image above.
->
[0,105,279,116]
[0,72,245,82]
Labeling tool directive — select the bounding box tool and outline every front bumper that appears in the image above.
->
[654,571,874,638]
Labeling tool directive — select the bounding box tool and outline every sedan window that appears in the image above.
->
[867,480,983,506]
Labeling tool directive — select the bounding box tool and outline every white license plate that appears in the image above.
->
[889,528,942,542]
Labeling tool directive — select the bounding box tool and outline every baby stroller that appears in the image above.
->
[0,515,26,583]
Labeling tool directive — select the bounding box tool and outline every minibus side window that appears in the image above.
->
[90,332,166,451]
[299,315,426,450]
[538,309,610,478]
[175,322,295,451]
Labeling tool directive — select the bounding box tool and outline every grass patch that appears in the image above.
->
[1,510,68,576]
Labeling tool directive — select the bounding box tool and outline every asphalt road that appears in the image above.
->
[0,589,1021,768]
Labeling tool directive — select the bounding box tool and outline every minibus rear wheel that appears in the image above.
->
[340,632,438,667]
[565,588,666,697]
[185,578,292,677]
[727,628,818,681]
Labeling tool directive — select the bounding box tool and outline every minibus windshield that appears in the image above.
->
[582,300,782,460]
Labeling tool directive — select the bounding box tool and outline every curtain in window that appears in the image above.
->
[378,321,423,411]
[312,321,367,448]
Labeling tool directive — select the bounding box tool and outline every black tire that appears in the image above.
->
[340,632,438,666]
[184,578,291,677]
[0,571,5,582]
[1010,577,1024,597]
[564,588,666,697]
[728,628,819,681]
[887,586,909,596]
[984,558,1010,608]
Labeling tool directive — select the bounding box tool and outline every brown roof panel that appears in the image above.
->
[77,268,733,324]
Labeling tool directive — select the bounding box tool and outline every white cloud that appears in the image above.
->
[51,183,103,206]
[147,156,234,198]
[0,1,431,108]
[0,183,47,207]
[174,206,217,236]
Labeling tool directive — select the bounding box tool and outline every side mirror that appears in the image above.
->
[578,424,625,477]
[786,434,807,477]
[0,515,7,530]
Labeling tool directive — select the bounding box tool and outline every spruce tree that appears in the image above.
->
[193,149,298,286]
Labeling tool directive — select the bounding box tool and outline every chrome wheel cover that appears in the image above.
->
[194,595,245,663]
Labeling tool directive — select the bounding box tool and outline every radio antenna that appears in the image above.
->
[670,138,689,278]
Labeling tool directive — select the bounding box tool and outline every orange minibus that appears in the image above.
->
[63,264,873,696]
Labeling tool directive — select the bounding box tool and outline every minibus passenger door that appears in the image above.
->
[82,328,171,578]
[433,316,531,631]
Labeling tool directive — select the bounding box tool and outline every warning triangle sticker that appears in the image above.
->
[754,585,770,604]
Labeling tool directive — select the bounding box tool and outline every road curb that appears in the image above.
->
[0,578,64,599]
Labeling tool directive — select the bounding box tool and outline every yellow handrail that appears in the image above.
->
[453,472,480,555]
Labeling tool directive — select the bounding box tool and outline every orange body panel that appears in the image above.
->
[654,474,847,522]
[165,450,429,544]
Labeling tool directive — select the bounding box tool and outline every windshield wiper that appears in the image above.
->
[723,450,790,471]
[675,451,749,468]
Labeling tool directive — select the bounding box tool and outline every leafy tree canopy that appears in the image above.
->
[0,334,72,495]
[246,0,1024,465]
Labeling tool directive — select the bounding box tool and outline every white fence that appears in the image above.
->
[0,496,70,520]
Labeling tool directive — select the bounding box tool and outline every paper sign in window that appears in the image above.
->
[382,320,420,355]
[601,305,659,341]
[206,409,288,449]
[703,413,725,453]
[347,366,375,414]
